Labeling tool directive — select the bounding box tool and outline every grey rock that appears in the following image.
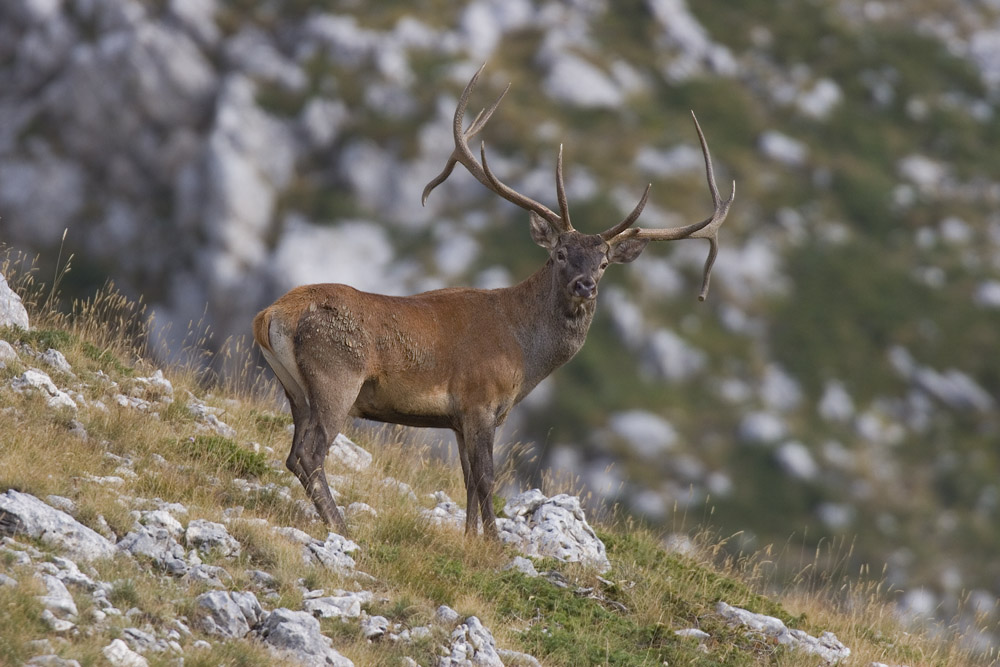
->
[759,130,809,167]
[183,563,233,588]
[168,0,220,47]
[608,410,678,459]
[0,339,17,363]
[185,396,237,438]
[0,273,29,332]
[102,638,148,667]
[185,518,241,557]
[139,510,184,539]
[498,490,610,573]
[246,568,278,590]
[543,53,623,109]
[329,433,372,471]
[10,369,76,410]
[716,601,851,665]
[44,496,76,514]
[647,0,737,80]
[121,627,157,652]
[421,491,466,531]
[0,490,115,561]
[40,556,99,591]
[361,613,390,640]
[40,348,72,374]
[503,556,539,578]
[194,590,262,638]
[305,532,358,573]
[41,609,75,633]
[117,522,187,572]
[440,616,503,667]
[303,590,370,620]
[224,26,306,92]
[37,574,78,619]
[675,628,711,640]
[498,648,543,667]
[434,604,461,627]
[258,607,354,666]
[344,502,377,521]
[299,98,349,150]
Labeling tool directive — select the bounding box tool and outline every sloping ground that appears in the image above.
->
[4,0,1000,625]
[0,277,992,666]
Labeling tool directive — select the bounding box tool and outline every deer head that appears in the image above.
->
[422,63,735,303]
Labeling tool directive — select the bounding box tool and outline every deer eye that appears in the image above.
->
[600,261,609,270]
[555,250,567,262]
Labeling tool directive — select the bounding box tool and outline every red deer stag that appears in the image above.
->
[253,65,734,538]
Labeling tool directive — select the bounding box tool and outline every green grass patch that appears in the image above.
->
[180,435,270,478]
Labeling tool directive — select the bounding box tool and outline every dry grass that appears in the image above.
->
[0,254,996,666]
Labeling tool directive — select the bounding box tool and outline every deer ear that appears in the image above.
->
[529,212,560,249]
[608,237,649,264]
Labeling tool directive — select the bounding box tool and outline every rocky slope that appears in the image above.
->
[0,278,897,666]
[3,0,1000,646]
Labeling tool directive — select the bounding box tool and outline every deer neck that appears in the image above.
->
[505,261,596,396]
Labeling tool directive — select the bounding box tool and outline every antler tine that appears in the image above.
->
[611,111,735,300]
[599,183,652,240]
[422,64,506,206]
[555,145,574,232]
[421,64,567,230]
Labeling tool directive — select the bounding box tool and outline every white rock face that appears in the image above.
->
[759,130,809,167]
[646,0,736,80]
[11,369,77,410]
[195,590,263,638]
[498,489,610,572]
[0,490,115,561]
[38,573,79,620]
[258,608,355,667]
[102,638,149,667]
[303,532,359,573]
[775,441,819,481]
[421,491,467,530]
[543,53,623,109]
[302,590,370,620]
[716,601,851,664]
[328,433,373,472]
[0,272,30,329]
[609,410,678,458]
[185,518,242,558]
[440,616,504,667]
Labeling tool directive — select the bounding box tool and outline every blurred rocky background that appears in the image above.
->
[2,0,1000,643]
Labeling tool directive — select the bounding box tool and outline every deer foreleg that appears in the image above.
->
[454,431,480,535]
[462,419,498,540]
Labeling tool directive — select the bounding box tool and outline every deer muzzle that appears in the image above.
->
[571,276,598,300]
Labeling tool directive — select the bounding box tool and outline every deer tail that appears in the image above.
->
[252,308,274,354]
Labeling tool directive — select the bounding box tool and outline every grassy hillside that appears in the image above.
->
[0,264,994,665]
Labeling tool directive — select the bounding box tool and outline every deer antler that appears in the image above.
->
[604,111,735,301]
[422,63,574,231]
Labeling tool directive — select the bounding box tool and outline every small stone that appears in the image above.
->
[434,604,461,626]
[361,614,389,640]
[675,628,711,640]
[41,609,75,633]
[102,638,148,667]
[504,556,538,578]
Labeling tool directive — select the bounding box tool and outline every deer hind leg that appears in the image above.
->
[291,372,364,535]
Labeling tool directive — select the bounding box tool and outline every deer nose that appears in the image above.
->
[572,276,597,299]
